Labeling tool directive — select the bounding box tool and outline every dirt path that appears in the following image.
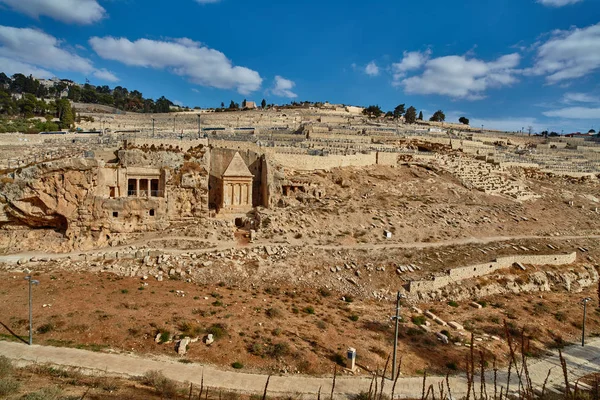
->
[1,233,599,264]
[1,338,599,398]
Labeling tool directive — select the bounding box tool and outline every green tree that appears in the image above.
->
[242,99,247,108]
[261,99,266,109]
[0,89,16,114]
[429,110,445,122]
[67,86,82,102]
[459,116,470,125]
[393,103,405,119]
[0,72,10,85]
[55,98,74,127]
[405,106,417,124]
[362,105,383,118]
[385,111,394,118]
[589,129,596,134]
[418,111,423,120]
[155,96,172,113]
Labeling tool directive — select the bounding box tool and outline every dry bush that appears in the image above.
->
[142,370,179,398]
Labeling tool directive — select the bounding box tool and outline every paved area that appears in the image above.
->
[1,338,599,398]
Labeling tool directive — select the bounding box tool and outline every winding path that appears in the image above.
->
[1,233,599,264]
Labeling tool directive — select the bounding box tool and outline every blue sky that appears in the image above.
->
[0,0,599,133]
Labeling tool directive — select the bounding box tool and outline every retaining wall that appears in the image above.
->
[409,252,577,292]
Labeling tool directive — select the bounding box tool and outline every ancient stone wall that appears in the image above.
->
[409,252,577,292]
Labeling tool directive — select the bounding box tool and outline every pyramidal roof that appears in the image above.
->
[223,152,253,177]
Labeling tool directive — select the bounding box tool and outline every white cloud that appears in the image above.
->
[89,36,262,94]
[537,0,583,7]
[392,50,431,80]
[0,25,93,73]
[528,23,600,83]
[399,53,521,100]
[191,88,200,93]
[0,56,53,78]
[0,25,117,81]
[543,107,600,119]
[0,0,106,25]
[270,75,297,98]
[563,92,600,104]
[365,61,380,76]
[93,68,119,82]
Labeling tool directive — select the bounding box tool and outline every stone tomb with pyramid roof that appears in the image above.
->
[220,152,254,213]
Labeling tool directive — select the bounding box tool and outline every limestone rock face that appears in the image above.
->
[0,158,98,233]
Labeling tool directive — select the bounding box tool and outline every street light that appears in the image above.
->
[151,118,155,138]
[24,276,40,345]
[582,297,592,347]
[391,292,405,379]
[197,114,201,138]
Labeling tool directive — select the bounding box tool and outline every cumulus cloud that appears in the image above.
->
[0,0,106,25]
[270,76,297,98]
[528,23,600,83]
[543,107,600,119]
[0,25,117,81]
[399,53,521,100]
[563,92,600,104]
[93,68,119,82]
[89,36,262,94]
[392,50,431,80]
[0,56,53,78]
[537,0,583,7]
[365,61,380,76]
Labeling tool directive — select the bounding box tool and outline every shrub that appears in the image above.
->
[411,315,426,325]
[159,330,171,343]
[0,356,13,378]
[231,362,244,369]
[446,362,458,370]
[0,378,20,397]
[207,323,227,340]
[316,320,327,330]
[303,306,315,315]
[349,314,359,322]
[142,370,178,398]
[265,307,282,319]
[318,288,332,297]
[178,321,202,337]
[121,289,129,294]
[343,295,354,303]
[555,312,566,322]
[37,323,55,334]
[20,387,63,400]
[448,301,459,307]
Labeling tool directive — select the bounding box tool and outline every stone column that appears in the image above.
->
[136,179,140,197]
[246,183,251,205]
[146,179,151,197]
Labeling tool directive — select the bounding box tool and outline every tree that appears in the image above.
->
[261,99,266,109]
[418,111,423,121]
[155,96,172,113]
[459,116,470,125]
[405,106,417,124]
[385,111,394,118]
[589,129,596,134]
[229,100,237,109]
[221,102,225,108]
[393,104,405,119]
[362,105,383,118]
[429,110,445,122]
[242,99,247,108]
[0,72,10,86]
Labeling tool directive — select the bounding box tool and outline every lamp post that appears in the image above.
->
[391,292,405,379]
[481,124,484,133]
[151,118,155,138]
[24,276,40,345]
[173,115,176,134]
[197,114,201,138]
[582,297,592,347]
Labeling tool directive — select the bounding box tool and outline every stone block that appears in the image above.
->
[436,332,449,344]
[448,321,464,330]
[470,301,483,309]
